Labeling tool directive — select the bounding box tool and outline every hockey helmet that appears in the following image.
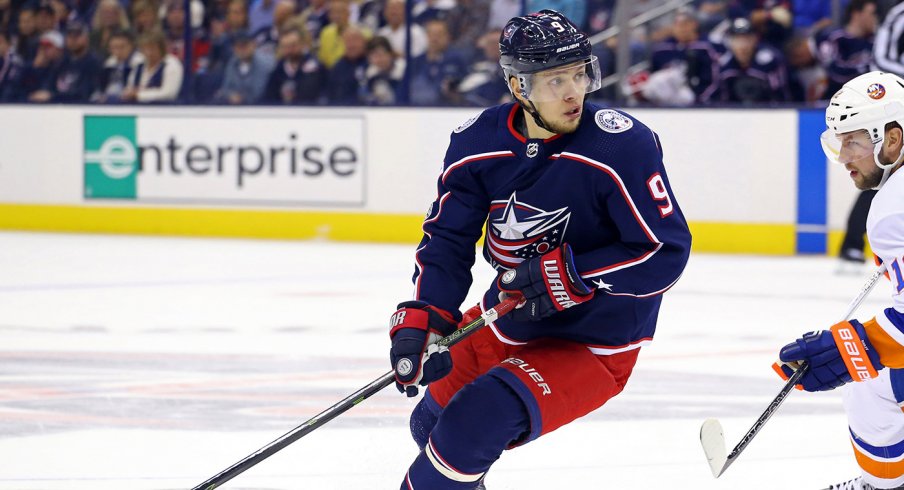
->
[499,9,601,102]
[822,71,904,188]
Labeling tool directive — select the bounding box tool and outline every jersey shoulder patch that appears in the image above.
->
[594,109,634,134]
[453,111,483,133]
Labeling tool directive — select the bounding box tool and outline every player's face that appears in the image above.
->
[824,130,883,190]
[528,62,590,134]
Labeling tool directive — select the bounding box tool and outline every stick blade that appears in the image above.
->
[700,418,728,478]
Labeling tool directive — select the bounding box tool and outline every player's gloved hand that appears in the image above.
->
[389,301,458,397]
[496,243,594,322]
[772,320,883,392]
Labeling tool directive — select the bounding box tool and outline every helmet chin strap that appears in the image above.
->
[873,144,904,190]
[519,97,553,133]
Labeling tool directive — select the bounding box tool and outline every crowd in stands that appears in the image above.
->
[0,0,894,106]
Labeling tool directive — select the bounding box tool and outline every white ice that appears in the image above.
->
[0,231,887,490]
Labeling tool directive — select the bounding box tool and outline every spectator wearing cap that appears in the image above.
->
[262,28,324,104]
[717,17,790,104]
[89,0,130,60]
[376,0,426,59]
[727,0,793,48]
[645,7,721,106]
[214,30,273,103]
[0,30,23,101]
[95,29,143,102]
[362,35,403,105]
[48,19,101,102]
[9,29,64,101]
[326,24,369,104]
[407,18,465,106]
[812,0,877,98]
[209,0,249,73]
[122,29,184,102]
[13,6,40,62]
[412,0,456,25]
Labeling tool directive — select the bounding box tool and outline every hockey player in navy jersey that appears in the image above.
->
[388,9,692,489]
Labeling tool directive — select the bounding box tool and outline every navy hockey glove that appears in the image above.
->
[773,320,883,392]
[389,301,458,397]
[496,243,594,322]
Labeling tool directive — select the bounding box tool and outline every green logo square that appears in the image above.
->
[84,115,138,199]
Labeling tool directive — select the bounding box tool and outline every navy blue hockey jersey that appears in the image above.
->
[412,103,692,354]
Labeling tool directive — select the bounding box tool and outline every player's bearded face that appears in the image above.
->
[528,63,589,133]
[822,129,884,190]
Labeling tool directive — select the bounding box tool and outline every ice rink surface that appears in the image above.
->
[0,231,889,490]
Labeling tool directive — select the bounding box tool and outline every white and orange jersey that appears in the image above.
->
[863,167,904,368]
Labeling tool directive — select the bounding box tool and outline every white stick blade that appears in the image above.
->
[700,418,728,478]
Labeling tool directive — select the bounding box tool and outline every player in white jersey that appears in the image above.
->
[776,71,904,490]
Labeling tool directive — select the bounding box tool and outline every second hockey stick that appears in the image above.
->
[700,263,888,478]
[191,295,522,490]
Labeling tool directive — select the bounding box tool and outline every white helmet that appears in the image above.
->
[822,71,904,188]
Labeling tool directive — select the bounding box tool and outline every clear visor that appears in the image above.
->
[520,56,602,103]
[820,129,878,165]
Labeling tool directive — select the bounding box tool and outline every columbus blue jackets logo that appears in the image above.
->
[485,192,570,269]
[595,109,633,133]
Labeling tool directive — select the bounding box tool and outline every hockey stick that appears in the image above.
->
[191,295,522,490]
[700,263,888,478]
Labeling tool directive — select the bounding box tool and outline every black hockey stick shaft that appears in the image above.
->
[718,263,887,476]
[191,295,522,490]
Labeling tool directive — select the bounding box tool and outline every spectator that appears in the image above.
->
[34,1,57,35]
[357,0,384,32]
[645,7,720,106]
[209,0,249,72]
[326,24,369,104]
[408,18,465,106]
[254,0,296,60]
[444,0,490,59]
[214,30,273,103]
[728,0,793,48]
[48,19,101,102]
[784,35,827,103]
[717,17,789,104]
[362,34,402,105]
[813,0,877,98]
[89,0,130,59]
[13,6,40,62]
[0,30,22,101]
[129,0,160,36]
[376,0,425,59]
[122,29,184,102]
[0,0,12,37]
[247,0,276,34]
[94,28,143,103]
[262,28,324,104]
[455,28,508,107]
[12,30,65,102]
[317,0,357,70]
[298,0,328,42]
[162,0,210,73]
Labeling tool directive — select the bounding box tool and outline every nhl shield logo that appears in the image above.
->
[526,142,539,158]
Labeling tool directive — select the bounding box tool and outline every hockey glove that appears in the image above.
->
[496,243,594,322]
[389,301,458,397]
[773,320,883,392]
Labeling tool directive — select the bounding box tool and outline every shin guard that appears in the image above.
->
[400,375,529,490]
